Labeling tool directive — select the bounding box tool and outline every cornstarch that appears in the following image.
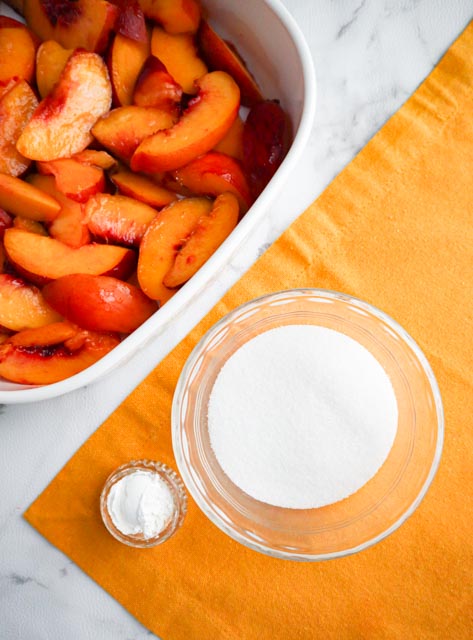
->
[208,325,398,509]
[107,470,174,538]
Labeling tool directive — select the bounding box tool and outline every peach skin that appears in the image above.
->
[43,274,157,333]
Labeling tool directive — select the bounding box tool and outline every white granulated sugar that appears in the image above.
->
[208,325,398,509]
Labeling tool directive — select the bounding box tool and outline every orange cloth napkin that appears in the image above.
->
[25,23,473,640]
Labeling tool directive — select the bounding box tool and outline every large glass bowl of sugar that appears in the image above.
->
[172,289,443,560]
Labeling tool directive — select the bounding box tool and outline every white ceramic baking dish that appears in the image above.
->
[0,0,316,403]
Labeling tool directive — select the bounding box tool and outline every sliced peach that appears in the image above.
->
[0,209,13,239]
[0,243,5,274]
[16,50,112,161]
[111,168,177,208]
[23,0,118,54]
[37,158,105,203]
[0,79,38,177]
[0,16,38,85]
[85,193,157,247]
[150,25,206,94]
[132,71,240,173]
[27,174,90,248]
[108,31,150,107]
[198,20,263,107]
[163,192,238,288]
[0,273,61,331]
[113,0,147,42]
[72,149,117,170]
[3,228,136,284]
[36,39,73,99]
[0,173,60,221]
[138,196,212,302]
[133,55,182,113]
[243,99,287,198]
[13,217,48,235]
[213,115,244,161]
[9,322,77,347]
[139,0,201,34]
[92,105,176,162]
[170,151,252,214]
[0,330,120,385]
[43,274,157,333]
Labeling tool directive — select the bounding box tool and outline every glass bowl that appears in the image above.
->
[100,460,187,548]
[172,289,443,560]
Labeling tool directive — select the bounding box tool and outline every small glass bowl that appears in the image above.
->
[172,289,444,561]
[100,460,187,548]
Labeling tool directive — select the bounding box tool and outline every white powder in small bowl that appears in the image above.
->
[208,325,398,509]
[107,470,175,539]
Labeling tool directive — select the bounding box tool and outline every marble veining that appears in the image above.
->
[0,1,472,638]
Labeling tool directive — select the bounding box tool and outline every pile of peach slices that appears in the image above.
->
[0,0,288,386]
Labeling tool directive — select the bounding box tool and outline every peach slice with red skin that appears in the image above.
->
[150,25,207,94]
[3,227,136,285]
[0,273,62,331]
[133,55,182,112]
[113,0,147,42]
[35,39,73,98]
[0,16,38,85]
[139,0,201,34]
[0,79,38,177]
[23,0,119,54]
[85,193,158,247]
[37,158,105,203]
[170,151,253,214]
[43,274,157,333]
[72,150,117,170]
[131,71,240,173]
[9,322,77,347]
[138,197,212,303]
[27,173,90,248]
[92,106,176,162]
[198,20,263,108]
[242,99,287,198]
[0,172,60,221]
[111,168,177,208]
[16,50,112,161]
[108,31,150,107]
[0,329,120,385]
[163,192,239,288]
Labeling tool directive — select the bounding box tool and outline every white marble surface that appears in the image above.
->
[1,1,472,638]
